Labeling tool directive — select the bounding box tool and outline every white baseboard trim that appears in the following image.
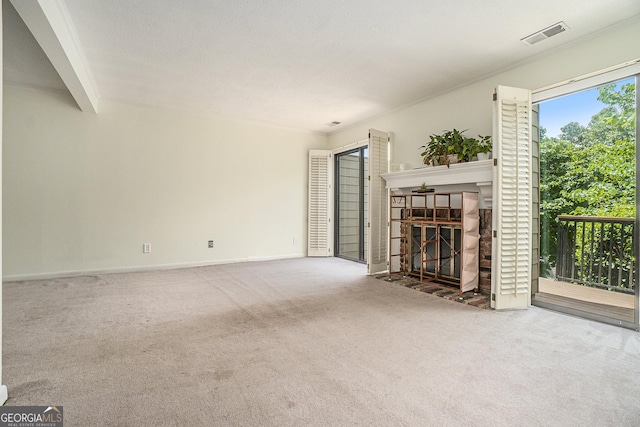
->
[367,270,389,276]
[0,385,7,405]
[2,254,304,282]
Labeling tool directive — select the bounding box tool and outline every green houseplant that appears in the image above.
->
[459,134,492,162]
[420,128,466,167]
[415,182,433,193]
[420,129,492,166]
[475,135,492,160]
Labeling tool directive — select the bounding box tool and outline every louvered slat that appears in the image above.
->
[308,151,332,256]
[367,129,389,274]
[492,86,532,309]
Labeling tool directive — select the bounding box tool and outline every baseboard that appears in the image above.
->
[0,385,7,405]
[367,270,389,276]
[2,254,304,282]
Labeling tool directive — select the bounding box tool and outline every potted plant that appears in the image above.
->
[421,129,492,166]
[460,134,492,162]
[419,133,445,166]
[475,135,492,160]
[415,182,433,193]
[458,134,478,163]
[420,128,467,167]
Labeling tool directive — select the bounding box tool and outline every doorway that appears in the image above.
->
[335,146,368,263]
[533,75,638,328]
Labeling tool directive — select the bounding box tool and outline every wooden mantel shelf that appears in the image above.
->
[380,159,493,207]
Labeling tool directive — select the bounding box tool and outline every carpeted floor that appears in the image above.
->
[3,257,640,426]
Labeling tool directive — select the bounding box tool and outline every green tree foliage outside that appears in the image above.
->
[540,81,636,287]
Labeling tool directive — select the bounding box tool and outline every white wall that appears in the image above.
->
[3,85,327,280]
[6,17,640,280]
[0,0,7,404]
[328,18,640,166]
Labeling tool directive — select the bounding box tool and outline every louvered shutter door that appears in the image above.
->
[308,150,332,257]
[531,104,541,294]
[492,86,532,309]
[461,192,480,293]
[367,129,390,274]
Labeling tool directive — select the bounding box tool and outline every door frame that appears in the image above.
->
[532,64,640,330]
[333,140,368,263]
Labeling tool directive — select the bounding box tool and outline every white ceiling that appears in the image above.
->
[4,0,640,133]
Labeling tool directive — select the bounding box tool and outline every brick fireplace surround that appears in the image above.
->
[381,159,493,295]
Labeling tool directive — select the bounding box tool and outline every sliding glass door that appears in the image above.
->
[335,147,368,263]
[533,75,638,328]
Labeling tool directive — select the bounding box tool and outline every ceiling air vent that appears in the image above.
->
[325,121,341,127]
[521,21,569,45]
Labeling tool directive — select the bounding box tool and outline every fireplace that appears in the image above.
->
[408,223,461,281]
[389,192,479,293]
[382,161,492,294]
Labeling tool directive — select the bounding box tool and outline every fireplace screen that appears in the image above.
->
[389,192,479,293]
[410,224,461,280]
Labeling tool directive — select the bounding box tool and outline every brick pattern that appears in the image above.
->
[478,209,492,295]
[377,275,491,309]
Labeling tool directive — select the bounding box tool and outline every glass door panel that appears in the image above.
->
[534,76,637,328]
[335,147,368,263]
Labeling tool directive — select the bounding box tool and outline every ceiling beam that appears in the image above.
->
[10,0,99,113]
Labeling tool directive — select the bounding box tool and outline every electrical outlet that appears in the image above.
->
[208,240,214,248]
[293,237,298,245]
[143,243,151,253]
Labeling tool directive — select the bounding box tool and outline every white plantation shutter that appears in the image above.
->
[492,86,532,310]
[461,192,480,293]
[531,104,541,295]
[367,129,390,274]
[308,150,332,257]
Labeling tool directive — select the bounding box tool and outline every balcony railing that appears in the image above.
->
[556,215,636,294]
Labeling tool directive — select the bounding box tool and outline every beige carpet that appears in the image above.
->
[3,257,640,426]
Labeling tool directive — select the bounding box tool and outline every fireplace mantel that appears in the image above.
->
[381,159,493,208]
